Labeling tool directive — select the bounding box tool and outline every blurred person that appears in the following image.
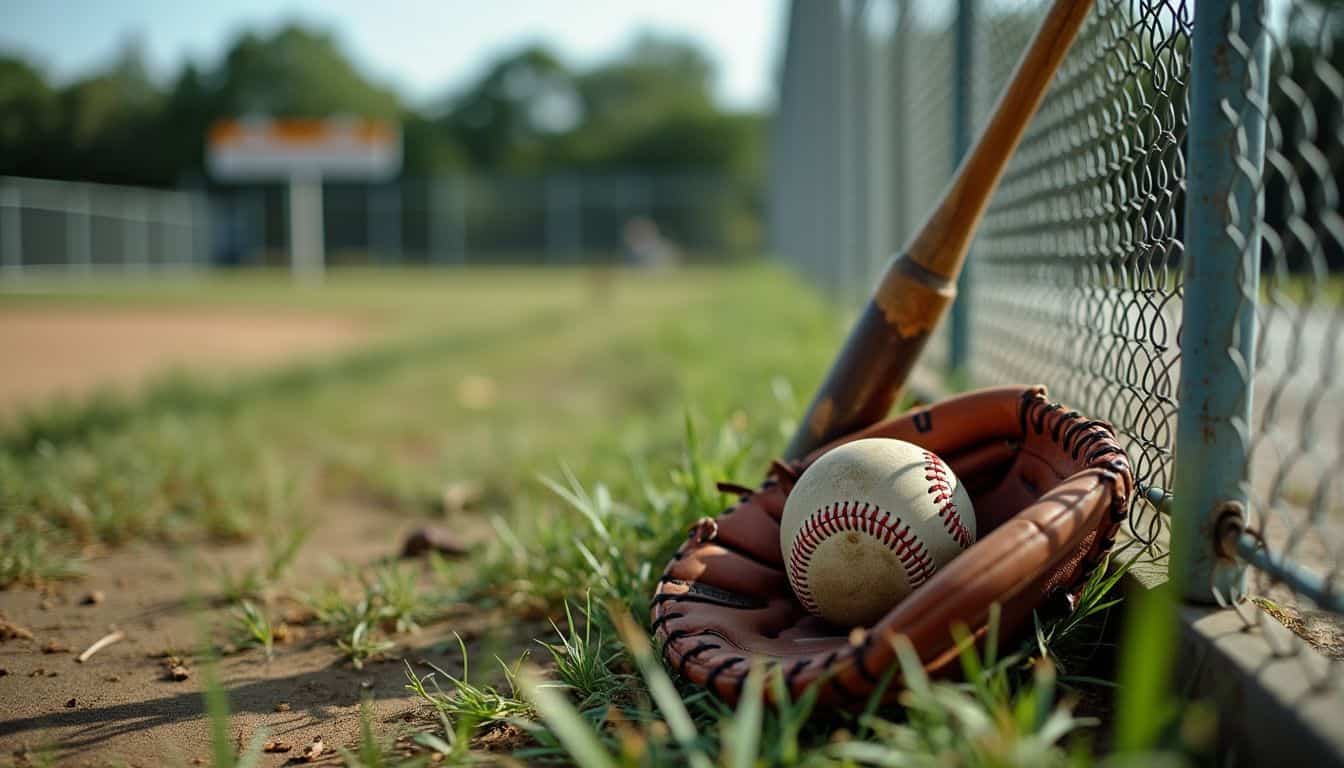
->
[620,215,679,270]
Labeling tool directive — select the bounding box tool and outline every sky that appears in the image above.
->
[1,0,786,110]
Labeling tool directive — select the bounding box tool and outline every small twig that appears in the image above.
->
[76,630,126,663]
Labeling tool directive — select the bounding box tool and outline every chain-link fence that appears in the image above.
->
[0,176,211,277]
[770,0,1343,694]
[1,172,756,278]
[971,1,1188,553]
[212,173,754,268]
[1239,0,1344,673]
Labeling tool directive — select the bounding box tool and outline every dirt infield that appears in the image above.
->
[0,306,372,417]
[0,499,510,766]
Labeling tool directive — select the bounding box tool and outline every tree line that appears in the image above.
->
[0,25,764,189]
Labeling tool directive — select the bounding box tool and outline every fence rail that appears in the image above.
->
[0,172,756,279]
[0,176,210,278]
[770,0,1343,695]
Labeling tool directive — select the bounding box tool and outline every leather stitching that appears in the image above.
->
[705,658,743,693]
[676,642,721,677]
[787,501,934,616]
[649,610,684,634]
[852,641,881,684]
[785,659,809,687]
[828,667,862,699]
[923,449,973,548]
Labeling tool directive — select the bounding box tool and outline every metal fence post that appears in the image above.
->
[864,0,894,284]
[125,191,149,272]
[248,189,267,266]
[769,1,798,270]
[453,175,468,265]
[369,182,402,265]
[545,175,560,263]
[779,0,843,291]
[1172,0,1269,604]
[69,183,92,275]
[429,176,467,266]
[429,179,446,265]
[193,192,211,270]
[1,185,21,280]
[847,0,870,304]
[948,0,977,378]
[889,0,909,248]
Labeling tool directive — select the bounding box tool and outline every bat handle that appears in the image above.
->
[783,253,955,460]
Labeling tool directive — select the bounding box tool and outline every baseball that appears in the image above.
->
[780,438,975,627]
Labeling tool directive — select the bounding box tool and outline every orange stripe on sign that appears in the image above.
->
[208,119,396,148]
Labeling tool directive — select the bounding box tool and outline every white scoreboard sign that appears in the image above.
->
[206,118,402,280]
[207,118,401,181]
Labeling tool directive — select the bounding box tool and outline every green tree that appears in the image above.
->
[0,56,61,177]
[0,22,765,198]
[555,33,725,171]
[213,25,401,119]
[439,45,577,171]
[54,39,167,183]
[578,33,716,121]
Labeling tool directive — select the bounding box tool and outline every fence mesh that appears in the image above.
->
[964,0,1189,549]
[1241,1,1344,668]
[0,173,753,275]
[0,176,207,275]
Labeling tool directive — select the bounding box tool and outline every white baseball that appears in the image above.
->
[780,438,975,627]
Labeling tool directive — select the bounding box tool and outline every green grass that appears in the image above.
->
[0,265,1191,766]
[229,600,276,660]
[0,266,838,587]
[398,430,1175,767]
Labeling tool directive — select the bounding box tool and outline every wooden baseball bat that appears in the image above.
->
[783,0,1093,460]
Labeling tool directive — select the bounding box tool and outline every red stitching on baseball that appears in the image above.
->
[923,450,972,549]
[787,502,934,618]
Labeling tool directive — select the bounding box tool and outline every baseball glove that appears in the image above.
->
[650,386,1132,704]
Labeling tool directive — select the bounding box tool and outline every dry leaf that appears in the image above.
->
[0,619,35,642]
[400,526,468,558]
[298,737,325,762]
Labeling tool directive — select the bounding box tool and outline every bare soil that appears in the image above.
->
[0,306,370,418]
[0,500,519,767]
[0,302,543,765]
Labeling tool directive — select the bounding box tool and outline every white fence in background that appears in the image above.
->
[212,173,746,268]
[0,172,749,280]
[0,176,210,279]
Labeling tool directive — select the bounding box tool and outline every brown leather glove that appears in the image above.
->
[651,386,1132,704]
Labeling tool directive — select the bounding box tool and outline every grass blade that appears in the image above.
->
[518,667,618,768]
[724,662,764,768]
[609,605,713,768]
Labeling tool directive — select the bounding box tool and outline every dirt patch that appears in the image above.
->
[0,306,372,418]
[0,500,522,766]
